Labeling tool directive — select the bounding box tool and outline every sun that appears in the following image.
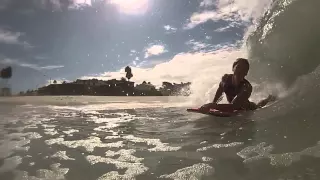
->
[109,0,149,15]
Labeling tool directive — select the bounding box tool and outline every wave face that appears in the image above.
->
[247,0,320,87]
[238,0,320,174]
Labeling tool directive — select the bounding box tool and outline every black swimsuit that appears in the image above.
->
[219,74,251,103]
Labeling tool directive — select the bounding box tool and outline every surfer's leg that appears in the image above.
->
[256,95,277,108]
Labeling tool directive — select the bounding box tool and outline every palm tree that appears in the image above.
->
[0,66,12,79]
[125,66,133,80]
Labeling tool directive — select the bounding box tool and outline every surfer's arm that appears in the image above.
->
[212,75,228,104]
[231,83,252,109]
[210,84,252,112]
[212,84,223,104]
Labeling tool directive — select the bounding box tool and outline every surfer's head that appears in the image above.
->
[232,58,249,80]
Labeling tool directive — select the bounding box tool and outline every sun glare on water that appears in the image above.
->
[110,0,149,15]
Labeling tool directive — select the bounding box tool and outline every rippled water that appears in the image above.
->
[1,96,320,180]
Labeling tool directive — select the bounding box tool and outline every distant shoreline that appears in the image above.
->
[17,79,191,97]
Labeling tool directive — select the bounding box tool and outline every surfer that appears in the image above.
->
[199,58,276,113]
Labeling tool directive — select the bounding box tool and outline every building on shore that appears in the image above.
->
[0,87,11,96]
[135,81,156,91]
[0,79,11,96]
[74,78,134,88]
[37,78,136,96]
[28,78,191,96]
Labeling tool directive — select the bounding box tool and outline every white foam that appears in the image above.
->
[0,156,22,173]
[94,125,117,131]
[159,163,214,180]
[123,135,181,152]
[89,116,123,124]
[14,163,69,180]
[0,138,30,159]
[105,149,143,163]
[29,162,35,166]
[28,132,43,139]
[86,155,148,180]
[42,124,56,128]
[200,141,207,145]
[236,141,320,166]
[62,129,79,136]
[202,157,214,162]
[89,113,139,132]
[197,142,244,152]
[45,137,124,152]
[7,132,42,140]
[44,128,58,136]
[105,135,121,139]
[51,151,75,161]
[237,142,274,160]
[105,141,125,148]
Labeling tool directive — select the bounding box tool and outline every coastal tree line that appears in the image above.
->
[5,65,190,96]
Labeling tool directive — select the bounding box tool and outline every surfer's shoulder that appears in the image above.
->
[221,74,232,82]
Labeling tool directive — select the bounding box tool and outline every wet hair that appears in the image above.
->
[232,58,250,71]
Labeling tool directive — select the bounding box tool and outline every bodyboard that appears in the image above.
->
[187,108,242,117]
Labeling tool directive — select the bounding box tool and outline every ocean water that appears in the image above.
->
[2,0,320,179]
[0,94,320,180]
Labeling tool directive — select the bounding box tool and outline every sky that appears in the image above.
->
[0,0,271,94]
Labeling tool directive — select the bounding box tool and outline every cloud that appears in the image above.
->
[186,40,211,51]
[34,55,49,60]
[129,49,138,56]
[80,43,247,104]
[0,58,64,71]
[164,25,177,33]
[135,59,167,68]
[185,0,271,29]
[26,0,92,11]
[214,22,242,32]
[0,28,32,48]
[200,0,216,7]
[144,45,167,58]
[185,11,226,29]
[39,65,65,70]
[0,29,20,44]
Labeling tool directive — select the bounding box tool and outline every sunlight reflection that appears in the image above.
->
[109,0,149,15]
